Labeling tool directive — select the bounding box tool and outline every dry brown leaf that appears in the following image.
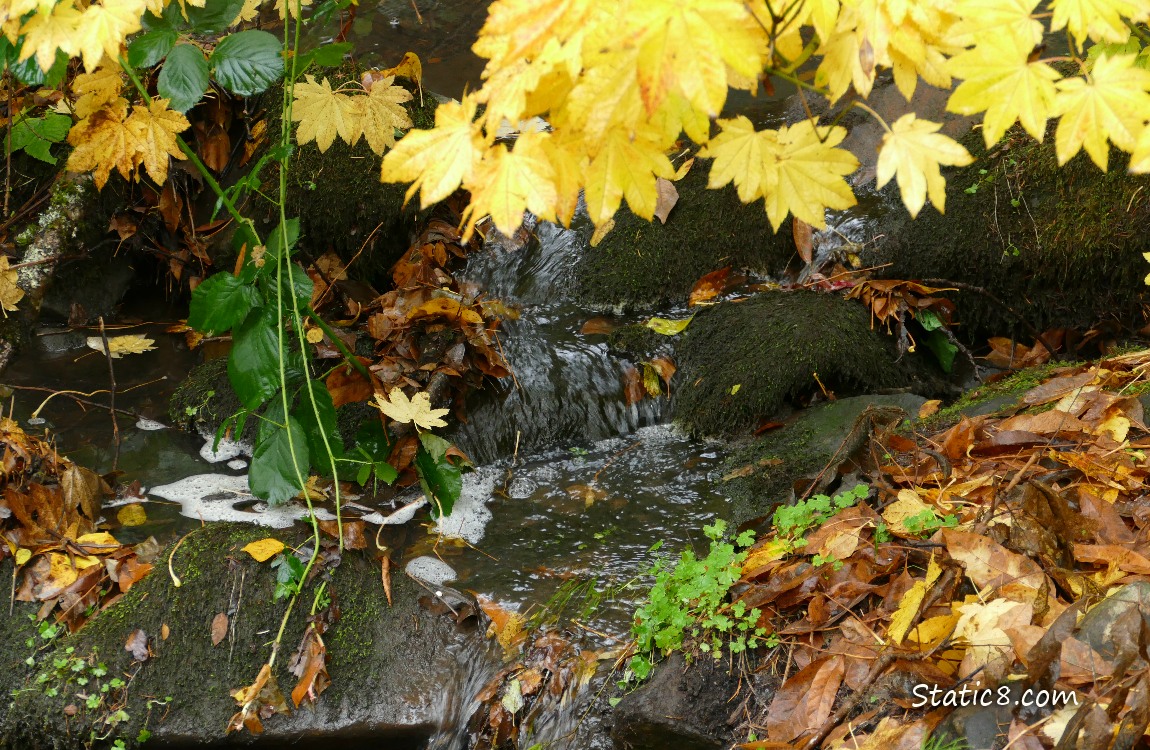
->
[211,612,229,646]
[653,177,678,223]
[792,218,813,265]
[766,655,845,742]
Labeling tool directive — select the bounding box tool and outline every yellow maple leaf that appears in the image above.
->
[67,100,135,189]
[372,387,449,430]
[1050,0,1146,45]
[86,333,157,357]
[472,0,593,69]
[380,98,482,208]
[292,76,362,153]
[877,113,973,217]
[1053,53,1150,170]
[274,0,313,18]
[704,115,773,202]
[888,555,942,644]
[1131,121,1150,173]
[18,1,82,72]
[540,131,587,226]
[465,129,557,235]
[75,0,145,73]
[583,126,674,227]
[947,31,1061,145]
[73,65,124,119]
[761,119,858,231]
[949,0,1044,49]
[353,76,413,156]
[0,256,24,313]
[238,0,261,22]
[125,98,189,185]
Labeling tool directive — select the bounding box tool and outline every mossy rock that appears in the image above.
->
[866,128,1150,341]
[574,159,796,311]
[167,357,242,439]
[243,65,440,280]
[720,393,926,529]
[673,291,909,436]
[0,523,473,749]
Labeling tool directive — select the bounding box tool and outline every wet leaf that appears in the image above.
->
[888,556,942,644]
[646,315,694,336]
[793,218,813,264]
[580,317,616,335]
[0,257,25,312]
[766,655,845,742]
[373,387,449,430]
[653,177,678,223]
[211,612,229,646]
[125,628,149,662]
[116,503,147,527]
[290,626,330,708]
[688,267,731,307]
[242,538,286,563]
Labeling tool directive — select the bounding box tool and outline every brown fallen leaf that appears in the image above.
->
[125,628,149,662]
[381,556,392,606]
[580,317,616,335]
[765,655,845,742]
[792,218,813,265]
[653,177,679,224]
[289,625,330,708]
[917,399,941,419]
[688,267,731,307]
[212,612,229,646]
[622,366,644,405]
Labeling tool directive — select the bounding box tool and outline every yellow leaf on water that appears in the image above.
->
[876,113,973,218]
[76,532,120,550]
[646,315,694,336]
[242,538,286,563]
[117,503,148,527]
[86,334,157,358]
[372,387,449,430]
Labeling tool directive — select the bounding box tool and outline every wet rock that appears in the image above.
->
[865,127,1150,341]
[674,290,919,437]
[611,652,739,750]
[930,682,1023,750]
[0,523,490,749]
[574,161,795,312]
[1074,582,1150,661]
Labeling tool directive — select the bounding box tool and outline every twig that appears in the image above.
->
[167,528,200,588]
[409,0,423,23]
[97,317,120,472]
[229,570,245,665]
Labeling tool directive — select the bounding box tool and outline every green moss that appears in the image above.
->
[919,361,1067,431]
[606,324,666,360]
[574,159,796,311]
[167,358,244,439]
[674,291,906,436]
[867,127,1150,341]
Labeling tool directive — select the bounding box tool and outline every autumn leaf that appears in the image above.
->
[354,76,413,155]
[646,315,693,336]
[85,334,157,358]
[876,114,973,217]
[66,100,135,189]
[18,2,81,72]
[888,555,942,644]
[1050,0,1144,44]
[381,98,482,208]
[292,75,362,153]
[125,99,189,185]
[583,126,674,226]
[465,129,557,235]
[1052,54,1150,170]
[75,0,144,72]
[72,65,124,119]
[241,537,286,563]
[372,387,449,430]
[946,31,1061,146]
[116,503,147,527]
[0,256,25,313]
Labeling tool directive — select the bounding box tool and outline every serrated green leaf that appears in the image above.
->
[209,30,284,97]
[188,272,261,335]
[266,217,300,261]
[250,416,309,505]
[415,433,462,518]
[228,309,281,409]
[158,43,209,112]
[293,385,342,477]
[185,0,245,32]
[8,49,68,86]
[10,113,71,164]
[128,28,177,68]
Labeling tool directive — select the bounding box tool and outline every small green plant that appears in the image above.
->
[626,520,773,685]
[772,483,869,552]
[903,509,959,537]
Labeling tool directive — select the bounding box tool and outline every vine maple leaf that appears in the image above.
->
[704,115,772,202]
[125,99,189,185]
[1052,53,1150,170]
[0,256,24,313]
[75,0,145,72]
[950,0,1044,49]
[583,126,674,226]
[353,76,413,156]
[1050,0,1147,44]
[373,388,448,430]
[947,32,1060,145]
[763,120,858,231]
[18,2,81,72]
[876,113,973,218]
[292,76,362,153]
[381,98,482,208]
[66,100,134,188]
[72,65,124,118]
[465,129,557,235]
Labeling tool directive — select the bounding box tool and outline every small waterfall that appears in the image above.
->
[454,220,663,465]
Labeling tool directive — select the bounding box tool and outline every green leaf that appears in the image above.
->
[924,329,957,374]
[300,41,352,70]
[158,43,209,112]
[266,217,300,261]
[646,315,694,336]
[128,27,177,68]
[10,113,71,164]
[285,263,314,308]
[250,416,309,505]
[209,30,284,97]
[184,0,245,33]
[916,309,945,332]
[415,433,463,518]
[8,48,68,86]
[293,385,343,477]
[227,309,281,409]
[188,272,261,335]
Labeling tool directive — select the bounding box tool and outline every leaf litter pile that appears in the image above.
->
[730,348,1150,749]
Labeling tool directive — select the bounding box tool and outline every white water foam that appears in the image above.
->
[433,466,499,544]
[200,437,249,463]
[135,418,167,431]
[404,556,458,586]
[148,474,335,528]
